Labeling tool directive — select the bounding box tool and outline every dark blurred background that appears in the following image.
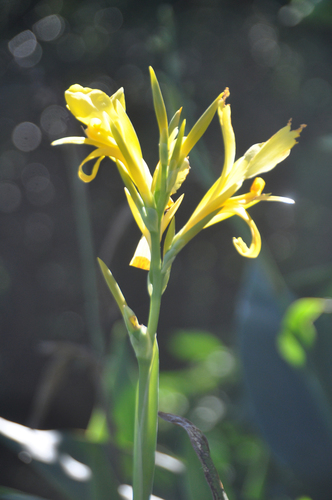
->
[1,0,332,499]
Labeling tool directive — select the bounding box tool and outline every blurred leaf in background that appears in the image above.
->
[236,258,332,500]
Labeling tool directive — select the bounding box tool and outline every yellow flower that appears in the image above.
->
[52,84,154,205]
[52,68,224,270]
[163,91,305,268]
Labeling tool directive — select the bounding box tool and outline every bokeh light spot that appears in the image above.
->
[22,163,50,186]
[26,176,50,194]
[191,395,226,432]
[8,30,42,68]
[59,453,91,481]
[205,348,235,378]
[248,23,277,43]
[40,105,68,138]
[278,6,303,26]
[33,14,64,42]
[94,8,123,34]
[12,122,42,152]
[22,163,54,206]
[26,180,55,206]
[251,38,280,67]
[0,150,26,180]
[15,43,42,68]
[159,388,189,415]
[0,183,22,213]
[88,75,115,95]
[8,30,37,58]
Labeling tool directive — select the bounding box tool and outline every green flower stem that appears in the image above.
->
[133,339,159,500]
[147,228,163,340]
[133,227,163,500]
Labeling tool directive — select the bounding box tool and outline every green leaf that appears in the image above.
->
[163,216,175,256]
[86,408,110,443]
[284,298,326,346]
[179,92,223,162]
[144,207,159,233]
[277,297,332,367]
[97,258,127,312]
[168,330,223,362]
[149,67,168,135]
[0,488,49,500]
[277,333,306,367]
[168,108,182,136]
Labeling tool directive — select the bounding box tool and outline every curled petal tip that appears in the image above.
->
[298,123,307,134]
[288,119,307,136]
[233,236,260,258]
[223,87,230,101]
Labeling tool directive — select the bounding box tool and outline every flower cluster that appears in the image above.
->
[53,68,304,272]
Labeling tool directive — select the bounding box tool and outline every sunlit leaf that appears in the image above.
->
[277,333,306,367]
[168,330,223,362]
[277,297,332,367]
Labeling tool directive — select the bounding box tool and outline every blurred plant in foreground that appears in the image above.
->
[52,67,304,500]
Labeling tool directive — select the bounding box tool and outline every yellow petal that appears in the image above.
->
[114,100,143,160]
[203,210,233,228]
[168,107,182,137]
[65,85,113,129]
[124,188,150,241]
[169,157,190,196]
[111,87,126,111]
[111,103,153,203]
[246,122,306,179]
[217,91,235,181]
[52,136,96,146]
[161,194,184,235]
[185,180,237,232]
[130,236,151,270]
[232,207,261,258]
[78,150,106,182]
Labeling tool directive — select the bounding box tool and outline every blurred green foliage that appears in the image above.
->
[277,297,332,367]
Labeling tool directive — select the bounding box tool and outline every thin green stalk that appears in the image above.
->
[133,228,162,500]
[133,340,159,500]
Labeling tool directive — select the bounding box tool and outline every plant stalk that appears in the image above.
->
[133,340,159,500]
[132,228,162,500]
